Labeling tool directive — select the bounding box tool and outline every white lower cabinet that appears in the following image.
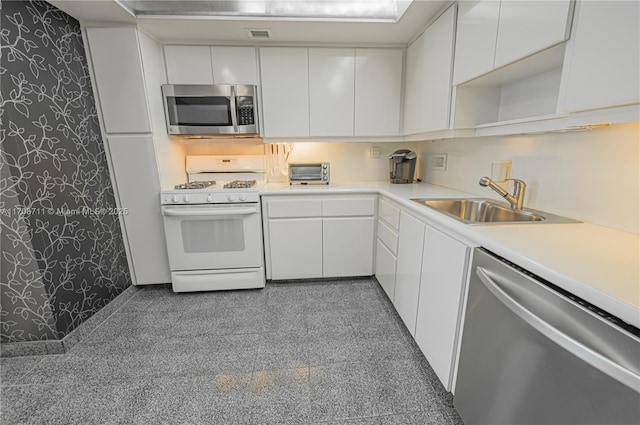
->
[263,195,375,280]
[394,211,426,335]
[375,197,400,301]
[323,217,375,277]
[375,239,397,301]
[268,218,323,279]
[415,226,472,392]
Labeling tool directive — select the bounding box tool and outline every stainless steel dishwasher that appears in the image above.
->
[454,248,640,425]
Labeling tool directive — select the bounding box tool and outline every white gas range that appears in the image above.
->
[161,155,266,292]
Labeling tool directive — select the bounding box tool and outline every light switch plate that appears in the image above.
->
[431,153,447,171]
[491,160,512,181]
[370,147,380,158]
[491,160,512,190]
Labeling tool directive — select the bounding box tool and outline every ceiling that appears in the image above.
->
[48,0,450,45]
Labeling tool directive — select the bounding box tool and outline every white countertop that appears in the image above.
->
[261,181,640,328]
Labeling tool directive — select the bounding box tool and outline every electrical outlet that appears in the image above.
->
[431,153,447,171]
[370,147,380,158]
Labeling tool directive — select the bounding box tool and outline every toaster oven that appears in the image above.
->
[289,163,330,185]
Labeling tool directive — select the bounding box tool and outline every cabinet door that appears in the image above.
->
[86,27,151,134]
[309,48,355,137]
[260,48,310,137]
[375,239,397,302]
[421,5,456,133]
[452,0,500,85]
[210,46,258,85]
[354,49,403,136]
[268,218,322,279]
[394,211,426,335]
[107,135,170,284]
[415,226,470,392]
[164,45,214,84]
[403,32,426,135]
[494,0,573,69]
[563,1,640,112]
[323,217,375,278]
[404,5,456,134]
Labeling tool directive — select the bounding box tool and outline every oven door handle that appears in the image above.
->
[163,207,258,217]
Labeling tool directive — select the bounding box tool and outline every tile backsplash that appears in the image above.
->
[419,122,640,234]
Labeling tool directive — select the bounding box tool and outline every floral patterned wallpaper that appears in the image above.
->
[0,0,131,343]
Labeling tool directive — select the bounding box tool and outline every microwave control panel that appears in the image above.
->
[237,97,255,126]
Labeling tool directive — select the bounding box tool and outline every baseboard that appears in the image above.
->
[1,285,138,358]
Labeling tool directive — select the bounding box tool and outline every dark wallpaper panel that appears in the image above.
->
[0,0,132,342]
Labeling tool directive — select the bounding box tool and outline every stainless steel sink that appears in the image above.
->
[411,198,580,225]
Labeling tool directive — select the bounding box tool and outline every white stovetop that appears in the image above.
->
[260,181,640,328]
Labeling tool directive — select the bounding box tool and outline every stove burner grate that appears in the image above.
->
[174,180,216,190]
[224,180,257,189]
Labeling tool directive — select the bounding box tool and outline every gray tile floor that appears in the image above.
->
[1,278,464,425]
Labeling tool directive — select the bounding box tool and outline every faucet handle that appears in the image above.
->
[504,178,526,193]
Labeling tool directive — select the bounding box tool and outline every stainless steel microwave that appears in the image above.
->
[161,84,259,136]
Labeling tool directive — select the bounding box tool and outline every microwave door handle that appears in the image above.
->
[230,85,239,133]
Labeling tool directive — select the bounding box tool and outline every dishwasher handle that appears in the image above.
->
[476,266,640,392]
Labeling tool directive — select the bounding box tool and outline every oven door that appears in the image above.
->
[161,203,263,271]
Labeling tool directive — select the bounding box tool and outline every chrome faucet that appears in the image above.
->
[479,177,526,210]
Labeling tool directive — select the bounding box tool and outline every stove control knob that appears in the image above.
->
[239,194,247,202]
[227,194,236,202]
[172,195,180,203]
[207,194,214,203]
[184,195,191,203]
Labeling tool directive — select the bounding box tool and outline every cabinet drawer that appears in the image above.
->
[378,197,400,229]
[377,219,399,256]
[266,198,322,218]
[323,196,376,217]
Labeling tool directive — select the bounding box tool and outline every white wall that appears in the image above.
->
[419,122,640,234]
[183,140,420,183]
[277,142,421,183]
[138,30,188,189]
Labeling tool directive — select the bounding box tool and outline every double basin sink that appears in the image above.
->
[411,198,580,225]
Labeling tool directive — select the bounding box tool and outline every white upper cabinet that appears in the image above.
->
[309,48,355,137]
[86,27,151,134]
[494,0,573,69]
[452,0,500,85]
[260,48,310,138]
[404,5,456,135]
[422,6,456,133]
[354,49,403,136]
[164,45,214,84]
[453,0,573,85]
[562,0,640,113]
[210,46,258,85]
[404,32,426,135]
[165,45,258,85]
